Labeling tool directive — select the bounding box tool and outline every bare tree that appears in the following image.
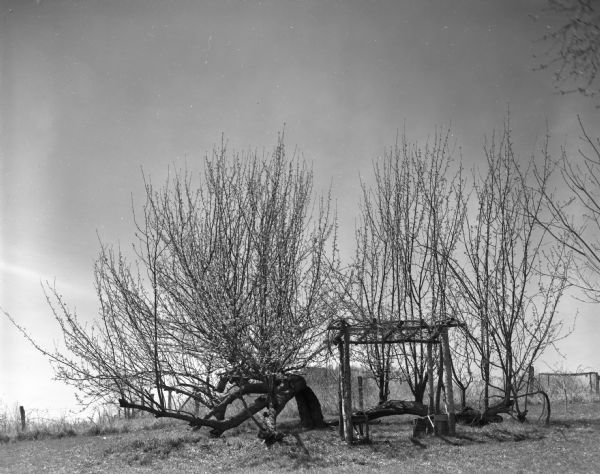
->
[338,130,465,406]
[4,135,335,440]
[446,117,571,419]
[448,325,477,410]
[536,0,600,102]
[536,116,600,301]
[340,204,395,403]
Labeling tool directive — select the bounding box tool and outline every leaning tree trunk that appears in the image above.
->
[295,385,327,429]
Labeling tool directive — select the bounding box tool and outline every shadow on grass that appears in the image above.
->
[103,431,211,467]
[551,417,600,430]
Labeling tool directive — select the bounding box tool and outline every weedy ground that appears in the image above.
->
[0,401,599,473]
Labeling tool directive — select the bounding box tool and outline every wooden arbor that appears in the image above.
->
[327,317,461,444]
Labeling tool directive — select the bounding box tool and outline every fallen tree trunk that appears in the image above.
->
[456,399,514,425]
[330,400,428,425]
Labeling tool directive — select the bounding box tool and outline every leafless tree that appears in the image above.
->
[5,135,336,440]
[338,204,395,403]
[338,131,466,406]
[445,117,572,419]
[536,0,600,102]
[536,116,600,302]
[448,323,477,410]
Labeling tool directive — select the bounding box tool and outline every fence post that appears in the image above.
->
[525,365,534,411]
[596,373,599,395]
[19,406,26,431]
[194,399,200,416]
[358,376,364,412]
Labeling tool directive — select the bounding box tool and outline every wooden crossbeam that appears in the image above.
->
[327,317,462,347]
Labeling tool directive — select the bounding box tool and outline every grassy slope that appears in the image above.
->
[1,402,599,473]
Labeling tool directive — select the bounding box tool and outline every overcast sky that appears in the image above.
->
[2,0,600,415]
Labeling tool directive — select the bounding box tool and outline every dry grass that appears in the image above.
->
[0,404,181,443]
[0,401,599,473]
[1,372,598,473]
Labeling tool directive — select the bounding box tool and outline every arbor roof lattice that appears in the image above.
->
[326,317,462,346]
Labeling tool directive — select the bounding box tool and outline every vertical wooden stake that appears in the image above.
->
[168,389,173,410]
[596,372,599,395]
[194,399,200,416]
[19,406,26,432]
[358,376,364,412]
[342,321,353,445]
[338,341,344,440]
[441,327,456,436]
[427,341,434,414]
[525,365,534,412]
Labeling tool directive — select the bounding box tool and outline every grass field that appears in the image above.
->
[1,400,599,473]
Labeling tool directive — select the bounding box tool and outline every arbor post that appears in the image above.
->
[340,320,353,445]
[427,341,434,414]
[337,341,344,440]
[441,327,456,435]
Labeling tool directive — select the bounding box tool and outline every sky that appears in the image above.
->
[1,0,600,416]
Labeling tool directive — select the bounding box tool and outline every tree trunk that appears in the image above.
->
[427,342,434,413]
[441,327,456,435]
[213,406,227,421]
[482,320,490,411]
[455,398,514,425]
[377,369,387,404]
[350,400,428,422]
[295,385,327,429]
[435,349,444,412]
[414,375,428,404]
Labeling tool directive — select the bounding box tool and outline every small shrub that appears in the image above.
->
[86,425,102,436]
[57,428,77,438]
